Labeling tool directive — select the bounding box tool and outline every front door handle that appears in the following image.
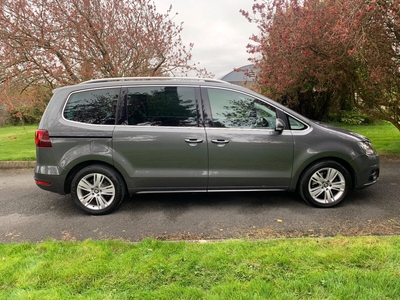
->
[185,138,203,146]
[211,139,230,147]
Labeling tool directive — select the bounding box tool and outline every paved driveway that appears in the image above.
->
[0,162,399,242]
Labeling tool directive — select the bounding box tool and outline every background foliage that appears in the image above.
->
[242,0,400,131]
[0,0,210,125]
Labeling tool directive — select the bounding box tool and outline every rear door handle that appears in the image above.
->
[185,138,203,146]
[211,139,230,147]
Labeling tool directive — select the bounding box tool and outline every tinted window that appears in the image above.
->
[64,88,119,124]
[207,88,277,129]
[123,86,198,127]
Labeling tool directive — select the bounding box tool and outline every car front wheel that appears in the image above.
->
[299,161,352,207]
[71,165,125,215]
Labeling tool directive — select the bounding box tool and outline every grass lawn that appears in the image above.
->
[1,236,400,299]
[333,121,400,155]
[0,124,37,161]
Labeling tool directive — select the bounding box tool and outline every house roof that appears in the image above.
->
[220,64,255,82]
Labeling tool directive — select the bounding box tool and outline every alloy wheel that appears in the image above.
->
[308,167,346,204]
[76,173,116,210]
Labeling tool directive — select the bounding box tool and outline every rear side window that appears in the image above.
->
[121,86,198,127]
[64,88,119,125]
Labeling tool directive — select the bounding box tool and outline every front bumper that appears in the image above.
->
[353,155,380,189]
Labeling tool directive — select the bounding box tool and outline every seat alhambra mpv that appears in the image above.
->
[34,77,379,215]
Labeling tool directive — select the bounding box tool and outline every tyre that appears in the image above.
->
[299,161,352,208]
[71,165,125,215]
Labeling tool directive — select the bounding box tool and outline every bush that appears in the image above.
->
[328,109,374,125]
[1,82,51,126]
[8,104,43,125]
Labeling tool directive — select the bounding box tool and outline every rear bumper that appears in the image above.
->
[34,164,67,195]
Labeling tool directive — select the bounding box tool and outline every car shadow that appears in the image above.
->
[120,191,306,214]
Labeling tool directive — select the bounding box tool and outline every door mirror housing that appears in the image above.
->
[275,118,285,132]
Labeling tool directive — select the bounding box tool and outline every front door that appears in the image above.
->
[203,87,294,190]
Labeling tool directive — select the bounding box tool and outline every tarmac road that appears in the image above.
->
[0,162,399,243]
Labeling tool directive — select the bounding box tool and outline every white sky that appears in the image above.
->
[153,0,258,78]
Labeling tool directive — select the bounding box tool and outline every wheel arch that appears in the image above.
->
[64,160,127,195]
[293,156,357,192]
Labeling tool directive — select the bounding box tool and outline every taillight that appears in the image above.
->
[35,179,51,186]
[35,129,52,147]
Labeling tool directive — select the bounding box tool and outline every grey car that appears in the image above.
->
[34,77,379,215]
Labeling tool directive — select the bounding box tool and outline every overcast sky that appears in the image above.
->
[153,0,258,78]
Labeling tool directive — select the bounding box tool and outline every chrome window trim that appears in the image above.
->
[114,125,204,129]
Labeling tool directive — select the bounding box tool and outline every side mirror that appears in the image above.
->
[275,118,285,133]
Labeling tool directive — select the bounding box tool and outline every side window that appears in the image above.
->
[288,116,307,130]
[124,86,198,127]
[64,88,119,125]
[207,88,277,129]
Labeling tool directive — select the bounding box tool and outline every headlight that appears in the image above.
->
[358,141,376,156]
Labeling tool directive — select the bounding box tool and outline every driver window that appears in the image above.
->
[207,88,276,129]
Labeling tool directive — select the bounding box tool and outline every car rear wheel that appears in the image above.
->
[299,161,352,207]
[71,165,125,215]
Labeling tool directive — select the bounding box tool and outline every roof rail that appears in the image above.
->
[80,77,229,84]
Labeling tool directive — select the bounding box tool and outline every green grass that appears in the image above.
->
[334,121,400,155]
[0,237,399,299]
[0,125,37,161]
[0,122,399,161]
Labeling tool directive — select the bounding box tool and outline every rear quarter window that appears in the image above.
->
[64,88,119,125]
